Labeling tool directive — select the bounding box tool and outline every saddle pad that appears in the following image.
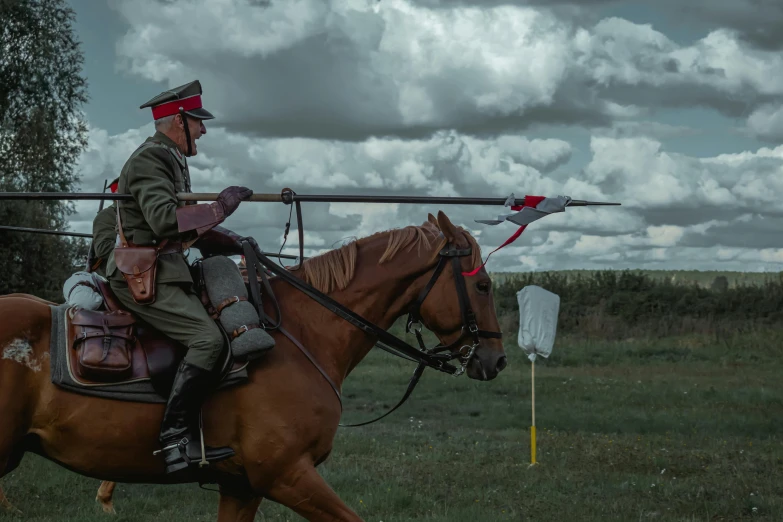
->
[49,304,249,404]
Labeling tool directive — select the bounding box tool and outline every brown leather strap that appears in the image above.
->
[295,200,304,269]
[231,323,260,340]
[216,295,247,315]
[277,325,342,407]
[77,330,135,342]
[157,241,183,255]
[116,204,129,248]
[73,330,135,351]
[67,281,98,301]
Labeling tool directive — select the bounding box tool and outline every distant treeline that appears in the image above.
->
[491,270,783,339]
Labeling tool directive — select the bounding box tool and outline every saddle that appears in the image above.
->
[66,278,245,397]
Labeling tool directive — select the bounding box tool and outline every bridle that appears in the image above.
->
[405,244,503,377]
[241,236,503,427]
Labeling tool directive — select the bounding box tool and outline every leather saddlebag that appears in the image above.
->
[71,308,135,381]
[113,245,159,304]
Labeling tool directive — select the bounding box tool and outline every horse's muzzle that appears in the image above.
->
[467,351,507,381]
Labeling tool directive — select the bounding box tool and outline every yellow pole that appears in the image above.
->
[530,358,537,466]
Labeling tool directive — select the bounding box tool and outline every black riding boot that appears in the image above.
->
[155,359,235,474]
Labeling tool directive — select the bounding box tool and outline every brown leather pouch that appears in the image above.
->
[71,308,135,382]
[114,245,160,304]
[113,204,171,305]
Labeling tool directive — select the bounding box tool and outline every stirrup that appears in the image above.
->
[153,412,235,471]
[152,437,189,456]
[153,437,191,474]
[189,411,235,468]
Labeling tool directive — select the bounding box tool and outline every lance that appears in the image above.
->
[0,225,92,238]
[0,225,301,260]
[0,190,620,274]
[0,191,620,207]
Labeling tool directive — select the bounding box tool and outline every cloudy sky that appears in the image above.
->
[65,0,783,273]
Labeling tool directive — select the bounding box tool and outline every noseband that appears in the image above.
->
[406,244,503,377]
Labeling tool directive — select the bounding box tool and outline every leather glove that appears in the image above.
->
[240,235,259,254]
[216,186,253,217]
[195,226,259,258]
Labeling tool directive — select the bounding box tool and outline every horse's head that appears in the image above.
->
[411,211,507,381]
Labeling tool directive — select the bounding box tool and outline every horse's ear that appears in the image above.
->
[436,211,459,243]
[427,213,438,228]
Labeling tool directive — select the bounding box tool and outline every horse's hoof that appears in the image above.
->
[95,495,117,515]
[96,500,116,514]
[95,495,116,515]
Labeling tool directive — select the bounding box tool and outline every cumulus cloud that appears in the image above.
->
[746,104,783,142]
[63,0,783,274]
[108,0,783,141]
[70,119,783,273]
[415,0,783,51]
[582,136,783,215]
[69,123,582,260]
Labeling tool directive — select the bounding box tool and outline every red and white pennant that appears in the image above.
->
[464,194,571,276]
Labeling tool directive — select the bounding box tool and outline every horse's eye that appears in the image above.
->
[476,281,491,294]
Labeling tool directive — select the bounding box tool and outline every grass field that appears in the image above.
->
[2,326,782,521]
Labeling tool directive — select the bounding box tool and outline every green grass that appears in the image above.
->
[2,326,783,521]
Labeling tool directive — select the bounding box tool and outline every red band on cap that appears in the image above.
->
[151,95,203,119]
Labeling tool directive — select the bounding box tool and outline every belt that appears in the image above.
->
[123,240,184,255]
[157,241,184,255]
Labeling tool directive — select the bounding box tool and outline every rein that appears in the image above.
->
[239,227,502,427]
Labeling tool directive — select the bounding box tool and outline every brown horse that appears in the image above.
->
[0,211,507,521]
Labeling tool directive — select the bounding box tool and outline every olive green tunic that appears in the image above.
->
[106,132,196,285]
[88,205,118,278]
[106,131,223,371]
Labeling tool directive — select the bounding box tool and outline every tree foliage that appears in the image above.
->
[492,270,783,340]
[0,0,89,301]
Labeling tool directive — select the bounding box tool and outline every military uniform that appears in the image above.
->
[106,131,226,371]
[109,80,254,474]
[88,204,118,278]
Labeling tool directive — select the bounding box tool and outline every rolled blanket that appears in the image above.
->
[62,271,105,310]
[201,256,275,361]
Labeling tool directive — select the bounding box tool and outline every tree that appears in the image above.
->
[710,275,729,292]
[0,0,90,301]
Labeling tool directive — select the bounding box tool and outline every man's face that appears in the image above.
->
[185,116,206,156]
[172,114,206,156]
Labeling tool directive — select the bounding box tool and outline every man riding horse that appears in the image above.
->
[101,80,257,474]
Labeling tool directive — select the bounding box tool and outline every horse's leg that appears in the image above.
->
[216,490,262,522]
[96,481,117,514]
[266,461,363,522]
[0,484,22,514]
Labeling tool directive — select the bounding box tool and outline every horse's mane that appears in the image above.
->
[299,220,482,294]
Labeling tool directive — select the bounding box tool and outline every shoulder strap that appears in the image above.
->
[116,205,129,248]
